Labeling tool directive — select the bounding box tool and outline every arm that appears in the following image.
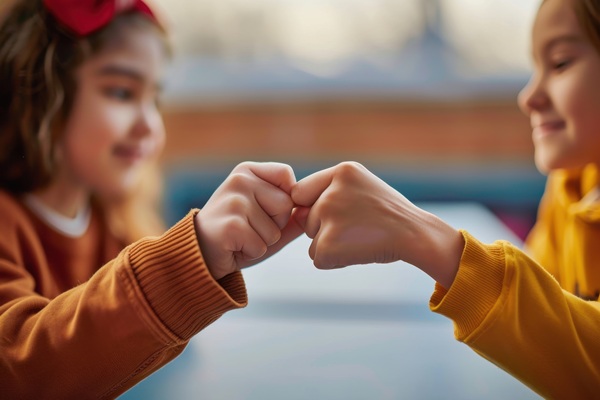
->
[292,162,600,398]
[431,232,600,398]
[0,210,246,399]
[0,161,302,399]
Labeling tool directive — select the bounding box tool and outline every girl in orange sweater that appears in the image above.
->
[0,0,302,398]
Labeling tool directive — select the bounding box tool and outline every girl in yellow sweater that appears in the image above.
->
[0,0,302,398]
[292,0,600,397]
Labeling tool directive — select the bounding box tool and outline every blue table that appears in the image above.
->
[120,202,540,400]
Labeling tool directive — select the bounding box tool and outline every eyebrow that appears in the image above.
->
[96,64,144,81]
[95,64,163,91]
[542,35,584,53]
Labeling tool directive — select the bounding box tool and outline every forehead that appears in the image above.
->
[532,0,583,44]
[81,28,166,80]
[97,26,166,61]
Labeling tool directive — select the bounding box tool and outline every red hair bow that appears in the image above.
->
[43,0,157,36]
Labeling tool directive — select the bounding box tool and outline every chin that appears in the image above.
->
[535,153,589,175]
[534,157,553,175]
[96,178,140,201]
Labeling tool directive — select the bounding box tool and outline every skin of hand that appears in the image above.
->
[292,162,464,289]
[194,162,304,280]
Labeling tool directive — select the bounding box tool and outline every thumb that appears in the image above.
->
[245,162,296,194]
[292,167,335,207]
[292,206,310,231]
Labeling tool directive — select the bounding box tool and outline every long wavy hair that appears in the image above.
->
[0,0,169,242]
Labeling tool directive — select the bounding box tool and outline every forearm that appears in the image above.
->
[0,210,247,399]
[404,210,464,289]
[431,232,600,398]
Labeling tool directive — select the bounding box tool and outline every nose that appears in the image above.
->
[517,73,549,116]
[131,103,164,140]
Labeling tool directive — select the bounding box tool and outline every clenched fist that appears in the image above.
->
[292,162,463,288]
[194,162,304,280]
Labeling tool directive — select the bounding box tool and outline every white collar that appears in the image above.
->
[24,194,91,238]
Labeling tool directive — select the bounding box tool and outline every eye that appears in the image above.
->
[104,86,134,101]
[552,59,571,70]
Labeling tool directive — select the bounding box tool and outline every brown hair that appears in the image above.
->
[0,0,169,241]
[573,0,600,51]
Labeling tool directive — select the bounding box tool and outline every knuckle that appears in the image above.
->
[226,173,252,191]
[226,194,251,214]
[222,215,248,234]
[279,163,295,179]
[336,161,365,179]
[276,194,294,212]
[233,161,254,172]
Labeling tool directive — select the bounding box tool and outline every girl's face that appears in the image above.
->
[58,26,166,199]
[518,0,600,174]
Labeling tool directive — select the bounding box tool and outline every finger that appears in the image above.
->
[291,167,335,207]
[292,206,310,231]
[303,206,321,239]
[238,210,306,269]
[246,206,283,248]
[308,227,319,261]
[273,209,305,250]
[236,235,267,261]
[311,231,346,270]
[308,229,345,269]
[253,184,294,230]
[226,216,269,261]
[239,162,297,194]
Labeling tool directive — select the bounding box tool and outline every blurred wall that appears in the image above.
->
[160,98,545,239]
[154,0,544,238]
[161,100,532,165]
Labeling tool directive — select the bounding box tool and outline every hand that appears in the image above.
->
[195,162,304,280]
[292,162,463,288]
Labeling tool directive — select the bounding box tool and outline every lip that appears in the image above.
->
[113,145,148,164]
[532,120,566,138]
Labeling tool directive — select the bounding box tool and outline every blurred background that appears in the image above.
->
[152,0,544,240]
[120,2,546,397]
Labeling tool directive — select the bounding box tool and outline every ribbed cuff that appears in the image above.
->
[127,209,247,341]
[429,230,506,341]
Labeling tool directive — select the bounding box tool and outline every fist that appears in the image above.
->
[292,162,434,269]
[195,162,302,280]
[292,162,464,288]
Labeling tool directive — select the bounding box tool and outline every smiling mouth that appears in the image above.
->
[113,146,147,163]
[533,121,566,138]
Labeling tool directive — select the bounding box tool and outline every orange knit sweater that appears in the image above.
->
[0,190,247,399]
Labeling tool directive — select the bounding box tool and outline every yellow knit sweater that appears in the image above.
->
[431,164,600,398]
[0,191,247,399]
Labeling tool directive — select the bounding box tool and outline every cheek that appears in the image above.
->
[150,115,167,154]
[552,77,583,116]
[562,69,600,125]
[552,87,600,149]
[68,98,126,147]
[565,90,600,143]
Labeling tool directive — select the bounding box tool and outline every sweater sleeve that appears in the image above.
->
[0,209,247,399]
[429,230,600,398]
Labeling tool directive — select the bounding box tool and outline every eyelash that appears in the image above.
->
[102,86,162,109]
[104,87,134,101]
[551,58,572,71]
